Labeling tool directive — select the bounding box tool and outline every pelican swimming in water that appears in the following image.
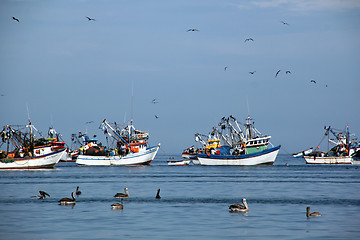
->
[229,198,249,212]
[31,190,50,199]
[111,199,124,209]
[114,188,129,199]
[306,206,321,217]
[59,192,76,205]
[155,188,161,199]
[75,186,82,197]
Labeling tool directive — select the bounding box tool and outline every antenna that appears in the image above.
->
[246,96,250,116]
[26,103,31,125]
[131,80,134,125]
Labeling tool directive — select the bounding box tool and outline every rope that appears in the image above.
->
[158,145,174,160]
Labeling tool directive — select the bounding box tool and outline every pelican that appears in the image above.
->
[59,192,76,205]
[76,186,82,197]
[114,188,129,199]
[111,199,124,209]
[187,28,199,32]
[31,190,50,199]
[310,80,316,84]
[281,21,289,25]
[155,189,161,199]
[249,71,256,74]
[12,16,20,22]
[286,70,291,74]
[306,206,321,217]
[229,198,249,212]
[244,38,254,42]
[152,98,158,104]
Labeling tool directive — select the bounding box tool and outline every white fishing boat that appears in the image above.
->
[196,115,281,166]
[292,148,313,158]
[303,125,359,164]
[0,124,66,169]
[167,159,191,166]
[76,119,159,166]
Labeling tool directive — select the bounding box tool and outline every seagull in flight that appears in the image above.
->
[86,16,95,21]
[244,38,254,42]
[249,71,256,74]
[310,80,316,84]
[152,99,159,104]
[155,115,159,119]
[286,70,291,74]
[275,70,281,78]
[281,21,289,25]
[12,16,20,22]
[187,28,199,32]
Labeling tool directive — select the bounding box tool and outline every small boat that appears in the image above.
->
[47,127,74,162]
[167,159,191,166]
[292,148,313,158]
[0,124,65,169]
[196,115,281,166]
[303,125,360,164]
[76,119,159,166]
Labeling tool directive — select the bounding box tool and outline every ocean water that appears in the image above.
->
[0,154,359,240]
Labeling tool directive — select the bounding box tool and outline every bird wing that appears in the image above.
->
[39,191,50,197]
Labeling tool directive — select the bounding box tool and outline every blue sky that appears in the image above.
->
[1,0,359,154]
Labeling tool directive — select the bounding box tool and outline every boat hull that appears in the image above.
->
[76,145,159,166]
[0,149,65,169]
[197,145,281,166]
[303,155,352,164]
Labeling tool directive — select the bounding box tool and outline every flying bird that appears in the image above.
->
[31,191,50,199]
[281,21,289,25]
[244,38,254,42]
[155,115,159,119]
[224,66,228,71]
[85,121,94,124]
[187,28,199,32]
[286,70,291,74]
[12,16,19,22]
[86,16,95,21]
[310,80,316,84]
[151,98,158,104]
[249,71,256,74]
[275,70,281,78]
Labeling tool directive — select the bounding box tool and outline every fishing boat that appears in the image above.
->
[167,159,191,166]
[47,127,73,162]
[0,124,66,169]
[303,125,360,164]
[196,115,281,165]
[292,148,313,158]
[76,119,159,166]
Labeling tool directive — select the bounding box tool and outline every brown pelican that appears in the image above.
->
[244,38,254,42]
[76,186,81,197]
[12,16,19,22]
[306,206,321,217]
[59,192,76,205]
[187,29,199,32]
[229,198,249,212]
[249,71,256,74]
[155,189,161,199]
[31,190,50,199]
[114,188,129,199]
[111,199,124,209]
[310,80,316,84]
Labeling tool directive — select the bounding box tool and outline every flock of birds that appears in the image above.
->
[11,16,325,87]
[31,186,321,217]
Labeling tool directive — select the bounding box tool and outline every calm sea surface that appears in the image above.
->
[0,154,359,240]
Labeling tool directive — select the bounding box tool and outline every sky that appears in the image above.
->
[0,0,359,154]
